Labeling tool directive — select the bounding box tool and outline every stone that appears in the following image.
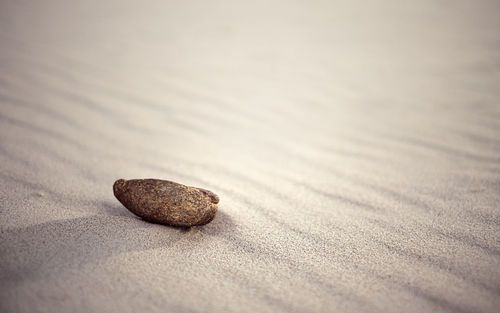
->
[113,178,219,227]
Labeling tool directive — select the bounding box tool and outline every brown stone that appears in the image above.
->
[113,178,219,227]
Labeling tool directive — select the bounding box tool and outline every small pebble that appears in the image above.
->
[113,178,219,227]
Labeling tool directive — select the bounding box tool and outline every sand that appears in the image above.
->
[1,0,499,312]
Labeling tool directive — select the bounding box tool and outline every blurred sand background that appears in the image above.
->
[1,0,499,312]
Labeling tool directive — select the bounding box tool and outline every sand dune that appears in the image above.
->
[1,0,499,312]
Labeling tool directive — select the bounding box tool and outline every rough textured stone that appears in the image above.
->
[113,178,219,227]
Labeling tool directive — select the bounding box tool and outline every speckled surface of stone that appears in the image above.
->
[113,178,219,227]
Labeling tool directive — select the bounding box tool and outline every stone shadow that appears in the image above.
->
[0,202,235,284]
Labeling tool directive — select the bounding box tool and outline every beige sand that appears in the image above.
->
[1,0,499,312]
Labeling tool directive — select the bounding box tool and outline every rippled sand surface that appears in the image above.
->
[1,1,499,312]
